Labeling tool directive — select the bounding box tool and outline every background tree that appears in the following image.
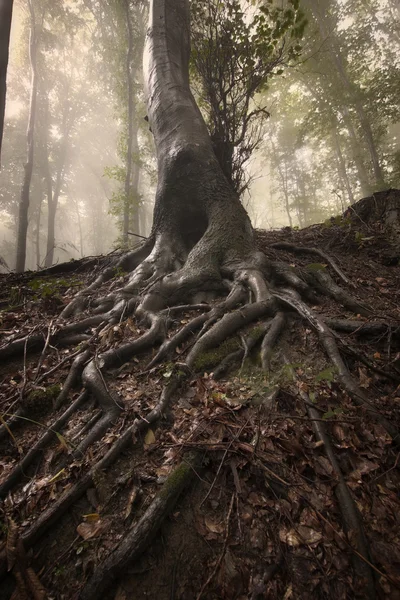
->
[0,0,14,165]
[15,0,38,272]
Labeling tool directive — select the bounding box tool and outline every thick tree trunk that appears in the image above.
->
[15,0,37,273]
[0,0,13,167]
[143,0,253,285]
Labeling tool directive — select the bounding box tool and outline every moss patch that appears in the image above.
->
[193,336,241,372]
[23,384,62,415]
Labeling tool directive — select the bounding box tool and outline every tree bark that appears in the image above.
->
[143,0,253,287]
[15,0,38,273]
[0,0,13,167]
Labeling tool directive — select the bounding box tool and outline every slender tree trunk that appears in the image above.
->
[131,125,140,235]
[15,0,38,273]
[332,129,354,205]
[44,96,69,268]
[0,0,14,167]
[35,196,42,267]
[123,0,134,246]
[75,198,84,258]
[275,154,293,228]
[340,108,372,197]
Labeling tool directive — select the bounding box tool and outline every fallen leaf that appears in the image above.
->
[77,520,104,540]
[82,513,100,523]
[204,516,224,534]
[279,525,322,547]
[144,429,156,446]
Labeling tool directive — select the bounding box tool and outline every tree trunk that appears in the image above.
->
[0,0,13,167]
[130,123,141,235]
[332,128,354,205]
[35,196,42,267]
[15,0,38,273]
[142,0,253,301]
[44,96,69,268]
[123,0,134,246]
[340,108,372,198]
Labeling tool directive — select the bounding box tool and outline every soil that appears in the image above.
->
[0,193,400,600]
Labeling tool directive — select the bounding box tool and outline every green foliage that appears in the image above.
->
[190,0,307,195]
[28,276,81,300]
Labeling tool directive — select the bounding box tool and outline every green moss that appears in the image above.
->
[25,384,62,415]
[193,336,241,371]
[27,385,61,402]
[159,452,200,500]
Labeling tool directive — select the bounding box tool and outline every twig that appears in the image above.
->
[34,319,54,381]
[127,231,147,240]
[196,493,235,600]
[200,420,249,507]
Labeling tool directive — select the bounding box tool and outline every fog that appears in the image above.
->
[1,0,399,271]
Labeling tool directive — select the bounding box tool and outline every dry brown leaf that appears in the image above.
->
[124,486,140,520]
[82,513,100,523]
[279,525,322,547]
[204,516,224,534]
[77,520,104,540]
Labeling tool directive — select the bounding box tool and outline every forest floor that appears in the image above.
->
[0,202,400,599]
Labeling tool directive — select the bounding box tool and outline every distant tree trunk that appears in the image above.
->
[43,95,69,268]
[74,198,84,257]
[332,128,354,205]
[35,196,42,267]
[0,0,13,167]
[123,0,134,246]
[15,0,38,273]
[340,108,372,197]
[130,126,140,235]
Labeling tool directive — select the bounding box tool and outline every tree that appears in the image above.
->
[15,0,38,272]
[190,0,306,195]
[0,1,399,598]
[0,0,14,166]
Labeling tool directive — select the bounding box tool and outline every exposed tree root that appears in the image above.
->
[80,452,202,600]
[0,229,399,599]
[284,358,376,599]
[270,241,351,285]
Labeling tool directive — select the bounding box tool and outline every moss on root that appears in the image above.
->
[193,336,241,372]
[23,385,62,415]
[159,452,200,501]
